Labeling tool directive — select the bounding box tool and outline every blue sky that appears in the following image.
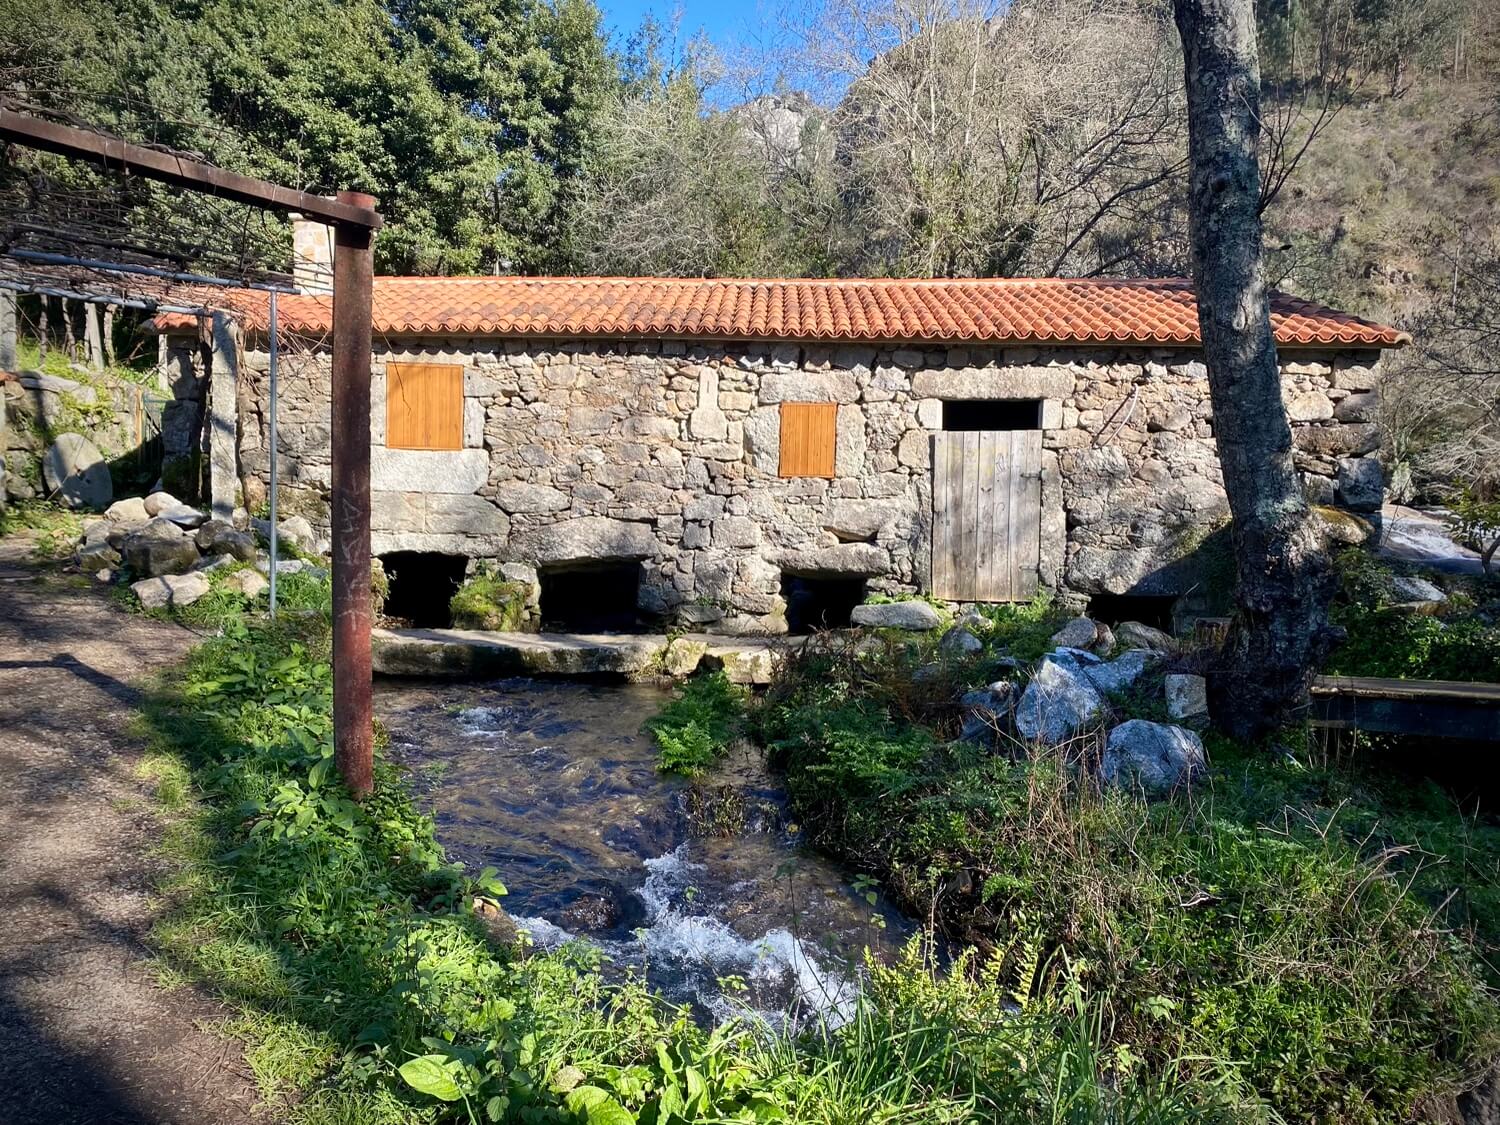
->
[596,0,763,52]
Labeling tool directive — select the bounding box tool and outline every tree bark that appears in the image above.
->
[1173,0,1338,740]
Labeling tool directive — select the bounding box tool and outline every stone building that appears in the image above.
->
[156,263,1404,635]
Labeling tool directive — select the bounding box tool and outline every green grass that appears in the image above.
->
[749,639,1500,1123]
[133,609,1221,1123]
[0,499,86,557]
[15,334,159,386]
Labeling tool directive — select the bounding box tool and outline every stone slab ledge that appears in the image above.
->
[371,627,805,683]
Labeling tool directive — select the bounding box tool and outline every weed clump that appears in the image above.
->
[449,566,531,631]
[1326,548,1500,681]
[645,670,747,774]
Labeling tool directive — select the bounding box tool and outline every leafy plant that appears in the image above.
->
[1326,548,1500,682]
[645,671,747,775]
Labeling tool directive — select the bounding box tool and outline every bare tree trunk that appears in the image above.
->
[102,305,116,366]
[1173,0,1338,741]
[38,298,49,363]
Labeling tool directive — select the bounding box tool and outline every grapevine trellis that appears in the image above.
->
[0,98,383,797]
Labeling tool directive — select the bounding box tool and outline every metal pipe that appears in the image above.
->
[268,288,279,618]
[329,192,376,799]
[8,249,300,293]
[0,280,210,314]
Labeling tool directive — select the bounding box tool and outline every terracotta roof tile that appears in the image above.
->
[153,276,1408,348]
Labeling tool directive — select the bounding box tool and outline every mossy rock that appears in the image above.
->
[1313,504,1373,545]
[450,573,531,631]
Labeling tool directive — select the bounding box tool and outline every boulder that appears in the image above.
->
[1336,457,1384,512]
[1390,574,1446,613]
[850,600,944,631]
[1115,620,1174,651]
[222,569,269,599]
[711,646,779,685]
[938,624,985,657]
[195,519,256,560]
[42,433,112,509]
[132,571,211,610]
[1078,649,1154,696]
[104,520,148,550]
[1313,505,1373,546]
[143,491,183,517]
[954,608,990,634]
[78,519,111,547]
[277,515,318,554]
[191,553,237,574]
[1046,645,1103,667]
[959,681,1016,744]
[158,502,208,530]
[104,496,150,524]
[1049,616,1100,651]
[1164,673,1208,721]
[76,540,121,569]
[661,638,709,677]
[1101,720,1206,795]
[1015,658,1106,744]
[121,518,200,577]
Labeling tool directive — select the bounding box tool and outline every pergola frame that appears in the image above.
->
[0,107,383,797]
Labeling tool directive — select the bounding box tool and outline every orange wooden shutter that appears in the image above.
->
[779,402,837,478]
[386,363,464,451]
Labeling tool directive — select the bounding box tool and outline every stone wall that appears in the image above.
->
[1,368,159,505]
[173,331,1385,633]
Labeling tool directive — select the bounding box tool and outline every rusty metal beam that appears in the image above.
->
[330,190,376,798]
[0,108,382,231]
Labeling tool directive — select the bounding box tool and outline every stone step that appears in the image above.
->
[371,627,803,684]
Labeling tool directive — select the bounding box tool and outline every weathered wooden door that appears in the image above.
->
[930,431,1042,602]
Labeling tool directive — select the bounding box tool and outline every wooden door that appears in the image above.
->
[930,430,1042,602]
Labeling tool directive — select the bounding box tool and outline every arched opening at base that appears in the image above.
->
[781,573,867,634]
[1086,593,1179,633]
[381,551,470,627]
[539,562,643,633]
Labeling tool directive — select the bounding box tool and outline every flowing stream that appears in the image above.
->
[376,677,917,1027]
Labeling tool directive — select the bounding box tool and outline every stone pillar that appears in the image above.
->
[0,371,8,513]
[209,312,241,519]
[0,290,16,371]
[84,303,104,371]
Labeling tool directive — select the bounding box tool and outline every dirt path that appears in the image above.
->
[0,537,265,1125]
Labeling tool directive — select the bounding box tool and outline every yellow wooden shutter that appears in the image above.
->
[386,363,464,451]
[779,402,837,478]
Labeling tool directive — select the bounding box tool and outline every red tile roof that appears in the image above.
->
[154,276,1408,348]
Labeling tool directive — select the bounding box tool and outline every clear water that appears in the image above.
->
[376,677,916,1027]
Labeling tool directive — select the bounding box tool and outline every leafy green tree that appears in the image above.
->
[0,0,617,275]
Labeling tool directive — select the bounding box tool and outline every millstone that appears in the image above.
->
[42,433,113,509]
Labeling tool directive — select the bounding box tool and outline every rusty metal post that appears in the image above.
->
[330,191,377,798]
